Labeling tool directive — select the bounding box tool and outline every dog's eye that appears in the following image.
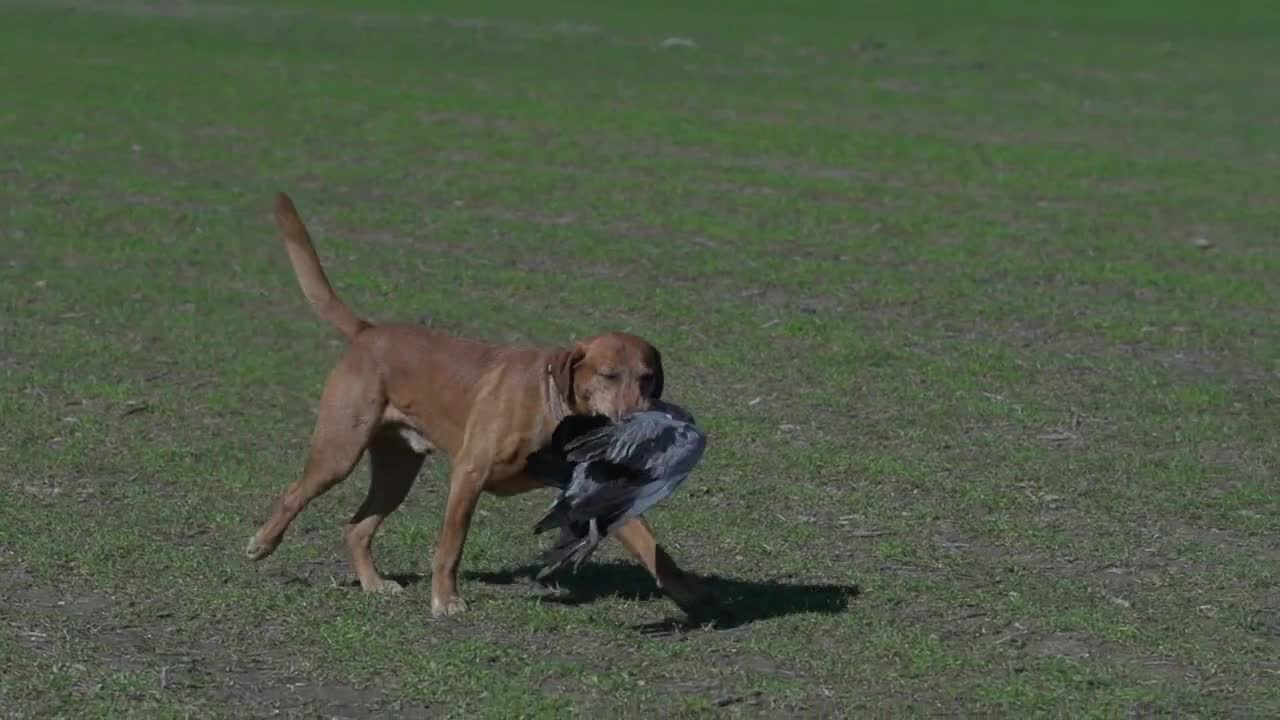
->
[600,371,620,381]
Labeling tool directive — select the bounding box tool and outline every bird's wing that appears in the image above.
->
[565,413,706,480]
[598,478,673,531]
[564,412,674,464]
[560,462,640,519]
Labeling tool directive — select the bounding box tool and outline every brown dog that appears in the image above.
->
[246,193,699,617]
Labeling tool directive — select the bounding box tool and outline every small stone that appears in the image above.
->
[660,37,697,49]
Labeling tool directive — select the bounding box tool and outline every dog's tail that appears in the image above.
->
[273,192,371,341]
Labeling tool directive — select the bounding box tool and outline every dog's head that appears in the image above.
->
[551,332,664,421]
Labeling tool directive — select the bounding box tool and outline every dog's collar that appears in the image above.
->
[545,365,568,426]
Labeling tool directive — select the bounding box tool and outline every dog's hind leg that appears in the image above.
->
[344,427,425,593]
[247,352,383,562]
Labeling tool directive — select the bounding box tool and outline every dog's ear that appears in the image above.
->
[649,347,664,400]
[551,344,586,407]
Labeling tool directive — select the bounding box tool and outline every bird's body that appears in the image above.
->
[524,401,706,578]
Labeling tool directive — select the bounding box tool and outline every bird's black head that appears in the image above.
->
[551,414,611,452]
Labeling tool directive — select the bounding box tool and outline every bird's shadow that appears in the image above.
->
[465,562,859,632]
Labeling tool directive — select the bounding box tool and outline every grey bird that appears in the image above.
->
[524,401,707,579]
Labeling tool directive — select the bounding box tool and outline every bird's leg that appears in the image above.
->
[572,518,603,572]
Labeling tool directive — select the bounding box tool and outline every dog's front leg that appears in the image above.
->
[613,517,703,612]
[431,459,488,617]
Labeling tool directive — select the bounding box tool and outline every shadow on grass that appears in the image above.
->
[466,562,859,632]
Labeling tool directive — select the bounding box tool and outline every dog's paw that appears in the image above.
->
[244,533,279,562]
[431,593,468,618]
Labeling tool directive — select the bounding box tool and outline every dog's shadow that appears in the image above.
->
[464,563,859,632]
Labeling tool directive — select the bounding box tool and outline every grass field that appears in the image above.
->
[2,0,1278,716]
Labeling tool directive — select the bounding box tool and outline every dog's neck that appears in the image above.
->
[544,365,569,427]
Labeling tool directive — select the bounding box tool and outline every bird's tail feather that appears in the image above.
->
[533,501,571,534]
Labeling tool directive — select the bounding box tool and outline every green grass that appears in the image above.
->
[2,0,1278,716]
